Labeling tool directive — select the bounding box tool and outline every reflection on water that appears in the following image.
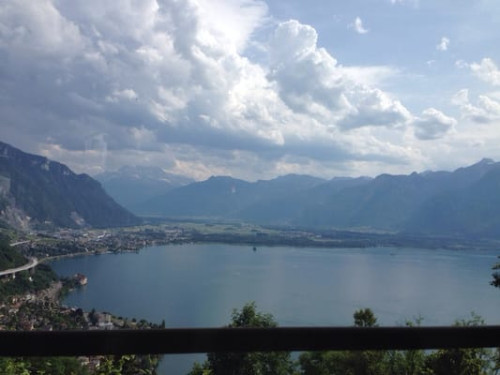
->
[51,245,500,374]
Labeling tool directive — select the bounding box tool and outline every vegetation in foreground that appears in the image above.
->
[1,234,499,374]
[190,303,499,375]
[492,256,500,288]
[0,238,160,374]
[0,237,26,269]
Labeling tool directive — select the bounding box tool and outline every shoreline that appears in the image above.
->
[40,247,153,264]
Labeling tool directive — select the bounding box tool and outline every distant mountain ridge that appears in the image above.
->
[0,141,140,229]
[137,158,500,238]
[405,159,500,237]
[136,174,329,220]
[4,138,500,238]
[95,166,193,213]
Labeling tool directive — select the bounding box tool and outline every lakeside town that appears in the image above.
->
[1,221,500,374]
[0,221,407,334]
[10,220,500,263]
[0,225,188,374]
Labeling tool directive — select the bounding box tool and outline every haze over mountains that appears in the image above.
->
[95,166,194,213]
[126,158,500,238]
[2,140,500,238]
[0,141,140,229]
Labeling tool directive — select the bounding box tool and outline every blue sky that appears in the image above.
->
[1,0,500,180]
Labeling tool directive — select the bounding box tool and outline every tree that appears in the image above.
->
[0,358,30,375]
[299,308,389,375]
[96,354,157,375]
[299,350,351,375]
[28,357,89,375]
[387,317,426,375]
[88,308,98,326]
[353,308,377,328]
[423,314,491,375]
[189,302,294,375]
[490,257,500,373]
[491,258,500,288]
[349,308,388,375]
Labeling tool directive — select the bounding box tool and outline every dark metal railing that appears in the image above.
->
[1,326,500,357]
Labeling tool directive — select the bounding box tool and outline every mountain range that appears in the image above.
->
[95,166,193,213]
[0,141,140,229]
[2,139,500,239]
[132,158,500,238]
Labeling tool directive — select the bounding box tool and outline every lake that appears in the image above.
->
[50,244,500,374]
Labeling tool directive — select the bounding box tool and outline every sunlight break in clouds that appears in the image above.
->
[1,0,499,180]
[0,0,419,179]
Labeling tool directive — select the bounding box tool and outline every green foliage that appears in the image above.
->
[299,311,492,375]
[299,348,389,375]
[31,264,58,290]
[353,308,377,327]
[193,305,495,375]
[0,358,30,375]
[423,348,490,375]
[0,357,88,375]
[0,237,27,270]
[384,349,427,375]
[0,263,58,302]
[384,318,427,375]
[492,273,500,288]
[298,351,337,375]
[189,302,294,375]
[96,355,157,375]
[491,259,500,288]
[492,349,500,375]
[423,314,492,375]
[0,355,158,375]
[27,357,89,375]
[88,308,98,326]
[228,301,277,328]
[189,362,212,375]
[0,236,59,302]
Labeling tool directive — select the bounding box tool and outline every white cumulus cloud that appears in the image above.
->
[452,89,500,123]
[269,20,409,130]
[470,58,500,86]
[0,0,452,179]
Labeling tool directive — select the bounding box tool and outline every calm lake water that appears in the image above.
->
[50,244,500,374]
